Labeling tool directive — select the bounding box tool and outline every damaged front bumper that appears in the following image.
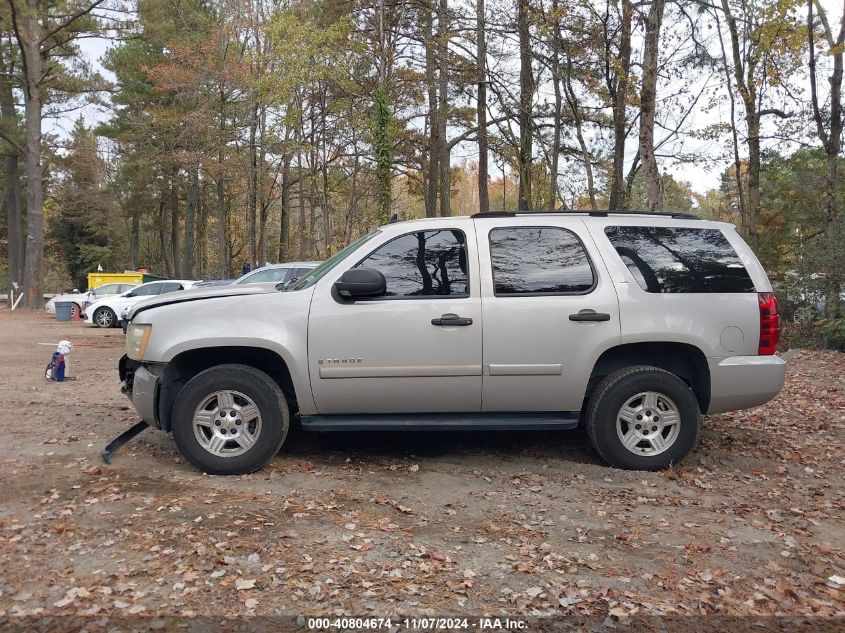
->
[119,354,162,429]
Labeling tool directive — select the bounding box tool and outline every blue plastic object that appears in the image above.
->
[55,301,74,321]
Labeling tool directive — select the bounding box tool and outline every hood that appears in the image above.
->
[127,285,277,321]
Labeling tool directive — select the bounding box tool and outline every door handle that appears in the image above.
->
[432,313,473,326]
[569,310,611,322]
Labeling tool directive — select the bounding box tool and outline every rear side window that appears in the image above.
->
[604,226,755,293]
[489,227,595,295]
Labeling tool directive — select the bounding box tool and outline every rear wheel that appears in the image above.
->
[93,307,116,328]
[586,366,699,470]
[171,364,289,475]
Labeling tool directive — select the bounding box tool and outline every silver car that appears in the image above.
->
[119,212,785,475]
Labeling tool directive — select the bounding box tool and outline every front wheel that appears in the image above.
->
[586,366,699,470]
[93,307,116,328]
[171,364,289,475]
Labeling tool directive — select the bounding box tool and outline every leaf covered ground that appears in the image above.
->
[0,310,842,629]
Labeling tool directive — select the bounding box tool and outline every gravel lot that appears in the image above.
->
[0,309,843,630]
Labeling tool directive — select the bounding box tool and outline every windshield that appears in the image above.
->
[285,231,380,291]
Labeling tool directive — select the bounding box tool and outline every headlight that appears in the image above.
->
[126,323,152,360]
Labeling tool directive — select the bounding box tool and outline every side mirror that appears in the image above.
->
[125,292,136,297]
[334,268,386,299]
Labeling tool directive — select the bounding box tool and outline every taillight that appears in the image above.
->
[758,292,780,355]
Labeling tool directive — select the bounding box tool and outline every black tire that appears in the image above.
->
[93,306,116,328]
[70,303,81,319]
[586,365,699,470]
[171,364,289,475]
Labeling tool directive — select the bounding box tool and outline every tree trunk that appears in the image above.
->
[247,102,258,268]
[159,193,171,277]
[639,0,665,211]
[217,119,229,278]
[714,8,746,231]
[297,131,306,260]
[564,54,597,211]
[0,48,23,289]
[257,106,269,264]
[745,110,760,243]
[196,187,207,278]
[437,0,451,217]
[129,211,140,270]
[170,172,181,278]
[517,0,534,211]
[808,0,844,315]
[476,0,489,213]
[279,163,291,262]
[278,125,292,261]
[20,15,44,308]
[423,7,439,218]
[549,0,562,211]
[182,167,198,279]
[721,0,759,243]
[608,0,632,211]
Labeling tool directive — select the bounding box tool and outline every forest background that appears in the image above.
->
[0,0,843,344]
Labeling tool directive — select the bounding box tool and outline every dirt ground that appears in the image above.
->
[0,308,843,629]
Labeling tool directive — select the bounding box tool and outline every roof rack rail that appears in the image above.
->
[471,210,701,220]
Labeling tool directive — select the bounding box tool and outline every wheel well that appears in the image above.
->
[587,342,710,412]
[158,346,297,432]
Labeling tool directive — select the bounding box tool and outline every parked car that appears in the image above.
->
[118,211,785,475]
[46,283,138,318]
[232,262,320,286]
[192,263,319,289]
[85,280,197,328]
[192,278,237,288]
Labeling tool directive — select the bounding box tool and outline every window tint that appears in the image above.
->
[489,227,594,295]
[604,226,755,293]
[356,230,468,297]
[133,283,162,296]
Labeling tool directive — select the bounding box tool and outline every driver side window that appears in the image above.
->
[355,230,469,298]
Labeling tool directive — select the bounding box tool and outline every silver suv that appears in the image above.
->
[118,212,785,475]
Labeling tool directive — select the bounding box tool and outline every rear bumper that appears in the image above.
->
[706,355,786,414]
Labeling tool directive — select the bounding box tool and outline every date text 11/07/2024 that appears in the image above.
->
[306,617,527,630]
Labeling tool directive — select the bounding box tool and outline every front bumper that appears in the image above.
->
[706,355,786,414]
[119,355,160,427]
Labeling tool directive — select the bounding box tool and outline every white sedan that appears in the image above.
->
[84,280,197,328]
[46,283,137,318]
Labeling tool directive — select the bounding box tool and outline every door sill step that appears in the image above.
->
[299,412,579,432]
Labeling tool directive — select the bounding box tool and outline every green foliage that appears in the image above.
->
[628,172,695,213]
[372,85,392,225]
[818,317,845,351]
[49,120,120,288]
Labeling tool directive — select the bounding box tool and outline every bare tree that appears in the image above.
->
[517,0,533,210]
[639,0,665,210]
[476,0,489,213]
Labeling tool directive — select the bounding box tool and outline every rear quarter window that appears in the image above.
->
[604,226,755,293]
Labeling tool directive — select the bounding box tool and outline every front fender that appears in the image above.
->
[136,289,317,415]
